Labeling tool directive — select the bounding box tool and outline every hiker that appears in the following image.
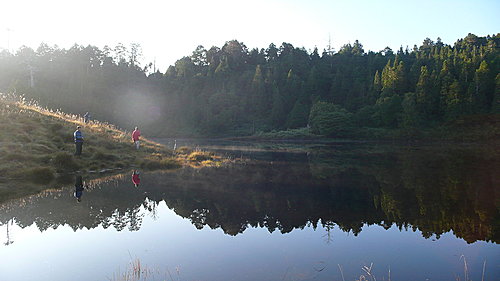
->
[74,175,85,202]
[132,170,141,187]
[83,112,91,123]
[74,126,84,155]
[132,126,141,150]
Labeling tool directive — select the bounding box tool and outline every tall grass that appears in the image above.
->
[108,257,182,281]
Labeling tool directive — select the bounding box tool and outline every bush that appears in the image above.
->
[52,152,80,171]
[255,127,314,139]
[187,151,214,161]
[309,102,354,136]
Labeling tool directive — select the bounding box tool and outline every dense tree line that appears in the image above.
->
[0,33,498,136]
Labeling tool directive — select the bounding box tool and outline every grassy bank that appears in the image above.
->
[242,114,500,142]
[0,94,228,202]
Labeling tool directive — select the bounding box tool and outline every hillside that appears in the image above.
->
[0,94,225,202]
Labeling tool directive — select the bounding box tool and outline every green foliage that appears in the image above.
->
[254,127,313,139]
[0,34,498,138]
[309,102,353,136]
[286,100,310,129]
[373,94,402,127]
[401,92,421,128]
[354,105,377,127]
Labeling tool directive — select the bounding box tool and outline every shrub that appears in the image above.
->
[187,151,214,161]
[52,152,80,171]
[309,102,354,136]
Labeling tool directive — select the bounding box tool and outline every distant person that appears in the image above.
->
[74,126,84,155]
[83,112,91,123]
[132,126,141,150]
[74,175,85,202]
[132,170,141,187]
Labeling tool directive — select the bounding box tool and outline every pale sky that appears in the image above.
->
[0,0,498,72]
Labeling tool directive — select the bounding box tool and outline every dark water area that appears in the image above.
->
[0,140,499,280]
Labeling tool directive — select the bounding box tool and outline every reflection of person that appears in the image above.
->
[74,126,84,156]
[132,170,141,187]
[74,175,85,202]
[132,127,141,150]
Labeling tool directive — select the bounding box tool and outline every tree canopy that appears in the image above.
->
[0,33,498,136]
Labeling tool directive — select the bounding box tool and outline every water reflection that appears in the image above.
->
[0,143,498,244]
[3,219,14,246]
[131,170,141,188]
[74,175,85,202]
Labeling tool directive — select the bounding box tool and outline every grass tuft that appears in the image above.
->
[93,150,119,161]
[52,152,80,171]
[187,151,214,161]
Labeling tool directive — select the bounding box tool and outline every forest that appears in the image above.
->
[0,33,498,137]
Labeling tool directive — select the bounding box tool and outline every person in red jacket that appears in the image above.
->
[132,170,140,187]
[132,126,141,150]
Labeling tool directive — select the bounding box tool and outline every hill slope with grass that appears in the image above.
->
[0,94,184,184]
[0,94,233,202]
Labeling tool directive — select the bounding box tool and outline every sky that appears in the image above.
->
[0,0,498,72]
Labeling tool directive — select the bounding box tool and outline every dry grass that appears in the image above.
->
[0,92,236,203]
[0,93,174,182]
[186,151,214,161]
[108,257,182,281]
[105,255,489,281]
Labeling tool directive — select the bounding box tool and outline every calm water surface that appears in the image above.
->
[0,140,499,281]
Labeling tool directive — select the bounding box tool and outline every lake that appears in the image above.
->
[0,140,499,281]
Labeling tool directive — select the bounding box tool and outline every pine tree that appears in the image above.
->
[474,60,494,112]
[416,66,431,120]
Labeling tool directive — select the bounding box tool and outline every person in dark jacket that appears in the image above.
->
[74,126,84,155]
[74,175,85,202]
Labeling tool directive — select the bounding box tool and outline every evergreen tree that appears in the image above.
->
[474,60,494,112]
[286,99,310,129]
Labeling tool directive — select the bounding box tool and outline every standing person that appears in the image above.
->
[83,112,91,123]
[74,126,84,155]
[132,126,141,150]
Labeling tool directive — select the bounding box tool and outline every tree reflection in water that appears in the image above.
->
[0,144,498,244]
